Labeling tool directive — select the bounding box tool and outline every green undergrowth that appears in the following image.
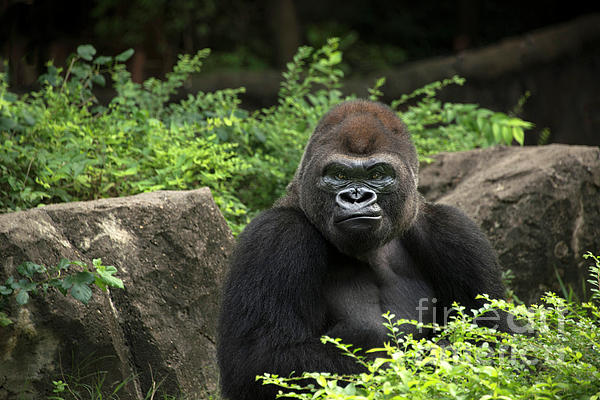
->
[260,252,600,400]
[0,39,532,234]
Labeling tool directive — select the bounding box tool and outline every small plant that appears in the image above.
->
[48,380,68,400]
[47,352,139,400]
[586,251,600,303]
[0,258,124,326]
[501,268,523,305]
[49,357,181,400]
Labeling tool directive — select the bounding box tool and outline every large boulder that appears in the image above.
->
[419,144,600,304]
[0,188,234,399]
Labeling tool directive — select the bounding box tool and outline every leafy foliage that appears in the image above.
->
[0,39,532,233]
[586,252,600,303]
[259,253,600,399]
[391,76,533,161]
[0,47,248,230]
[0,258,123,326]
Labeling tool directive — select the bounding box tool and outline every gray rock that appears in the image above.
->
[0,188,234,399]
[419,144,600,304]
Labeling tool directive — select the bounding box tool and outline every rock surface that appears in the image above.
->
[0,188,234,399]
[419,144,600,303]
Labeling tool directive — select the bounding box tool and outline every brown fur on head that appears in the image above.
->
[313,100,413,157]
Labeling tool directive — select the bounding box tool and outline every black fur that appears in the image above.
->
[217,100,507,400]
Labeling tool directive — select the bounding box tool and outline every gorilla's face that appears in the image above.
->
[294,100,420,256]
[301,153,418,256]
[320,158,396,229]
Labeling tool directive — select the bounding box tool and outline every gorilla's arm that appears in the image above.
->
[217,207,363,400]
[403,202,510,331]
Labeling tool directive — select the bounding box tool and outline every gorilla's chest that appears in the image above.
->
[323,239,435,337]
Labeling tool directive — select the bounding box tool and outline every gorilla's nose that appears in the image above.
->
[336,187,378,210]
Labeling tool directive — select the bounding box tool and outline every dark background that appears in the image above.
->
[1,0,599,145]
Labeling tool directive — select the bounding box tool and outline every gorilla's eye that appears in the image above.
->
[370,171,382,180]
[335,172,347,180]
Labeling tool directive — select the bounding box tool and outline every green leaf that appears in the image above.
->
[115,48,135,62]
[21,111,36,126]
[65,271,95,304]
[0,311,13,327]
[71,63,92,79]
[502,125,512,144]
[476,116,485,132]
[0,117,17,130]
[342,383,357,395]
[17,261,45,278]
[492,123,501,142]
[316,375,327,387]
[93,259,124,291]
[77,44,96,61]
[513,126,525,146]
[2,92,17,102]
[6,276,16,289]
[70,284,93,304]
[329,51,342,65]
[57,258,71,270]
[214,126,230,141]
[479,365,498,377]
[0,285,11,295]
[253,128,266,144]
[71,260,87,268]
[15,279,37,293]
[94,56,113,65]
[92,74,106,87]
[15,289,29,305]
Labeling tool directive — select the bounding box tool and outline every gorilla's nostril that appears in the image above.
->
[340,190,358,203]
[357,190,375,203]
[336,187,378,208]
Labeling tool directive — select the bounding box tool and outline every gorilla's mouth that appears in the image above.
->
[333,202,383,227]
[334,213,382,224]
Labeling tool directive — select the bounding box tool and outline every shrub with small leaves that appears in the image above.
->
[0,258,124,327]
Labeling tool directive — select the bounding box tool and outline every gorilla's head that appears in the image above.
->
[282,100,421,256]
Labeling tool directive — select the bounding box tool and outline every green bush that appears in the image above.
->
[0,38,532,234]
[259,252,600,399]
[0,47,249,231]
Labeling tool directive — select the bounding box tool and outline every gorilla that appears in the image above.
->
[217,100,508,400]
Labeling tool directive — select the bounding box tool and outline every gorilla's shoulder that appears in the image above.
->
[236,206,327,256]
[231,206,330,283]
[240,206,315,237]
[407,202,499,273]
[405,201,496,264]
[415,202,482,236]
